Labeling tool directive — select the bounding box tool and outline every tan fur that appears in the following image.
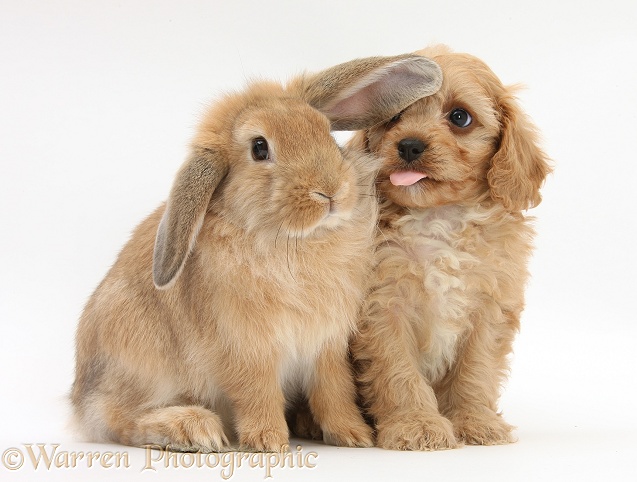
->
[349,45,551,450]
[71,54,443,452]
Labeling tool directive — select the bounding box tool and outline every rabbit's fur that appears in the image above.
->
[71,54,442,452]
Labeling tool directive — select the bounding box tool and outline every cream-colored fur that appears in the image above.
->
[71,54,443,453]
[350,45,551,450]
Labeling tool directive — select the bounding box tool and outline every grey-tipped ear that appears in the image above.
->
[294,54,442,131]
[153,150,227,289]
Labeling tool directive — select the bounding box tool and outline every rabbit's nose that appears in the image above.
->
[398,138,426,162]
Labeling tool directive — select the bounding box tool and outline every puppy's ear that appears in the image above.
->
[153,149,228,289]
[488,90,551,211]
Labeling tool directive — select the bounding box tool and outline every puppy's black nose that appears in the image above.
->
[397,138,426,162]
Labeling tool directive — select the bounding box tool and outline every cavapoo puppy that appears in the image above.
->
[350,45,551,450]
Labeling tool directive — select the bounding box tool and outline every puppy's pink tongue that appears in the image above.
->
[390,171,427,186]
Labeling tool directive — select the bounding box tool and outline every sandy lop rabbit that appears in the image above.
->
[71,54,442,452]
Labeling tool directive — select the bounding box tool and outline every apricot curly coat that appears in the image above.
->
[350,45,551,450]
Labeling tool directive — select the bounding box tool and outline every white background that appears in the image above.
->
[1,0,636,480]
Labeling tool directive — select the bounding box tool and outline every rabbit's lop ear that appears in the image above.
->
[295,54,442,131]
[153,150,227,289]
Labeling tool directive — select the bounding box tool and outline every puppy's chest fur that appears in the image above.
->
[383,204,520,383]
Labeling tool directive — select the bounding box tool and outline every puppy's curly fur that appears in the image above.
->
[349,45,551,450]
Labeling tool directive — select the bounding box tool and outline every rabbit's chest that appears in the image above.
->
[196,226,364,386]
[276,279,357,395]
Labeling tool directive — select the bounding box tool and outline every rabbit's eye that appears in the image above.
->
[251,137,270,161]
[449,108,472,128]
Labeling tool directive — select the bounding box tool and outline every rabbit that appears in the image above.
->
[71,53,443,453]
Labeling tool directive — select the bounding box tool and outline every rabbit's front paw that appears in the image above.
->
[239,427,289,453]
[137,405,229,453]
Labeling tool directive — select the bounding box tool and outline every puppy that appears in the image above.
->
[350,45,551,450]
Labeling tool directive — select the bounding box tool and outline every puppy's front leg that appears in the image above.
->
[353,312,458,451]
[435,308,518,445]
[308,339,373,448]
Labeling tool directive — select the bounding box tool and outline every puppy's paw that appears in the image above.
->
[376,414,458,451]
[239,428,289,453]
[322,418,374,448]
[136,405,229,453]
[450,411,516,445]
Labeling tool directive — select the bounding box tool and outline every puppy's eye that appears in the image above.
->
[386,111,403,128]
[449,108,472,128]
[390,112,403,123]
[251,137,270,161]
